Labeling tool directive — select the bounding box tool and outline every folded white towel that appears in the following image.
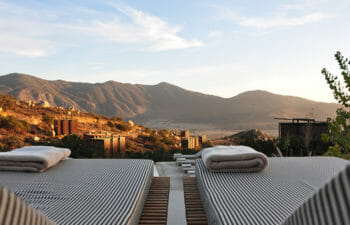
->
[201,145,269,172]
[0,146,71,172]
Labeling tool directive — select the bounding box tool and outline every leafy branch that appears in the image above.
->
[322,51,350,107]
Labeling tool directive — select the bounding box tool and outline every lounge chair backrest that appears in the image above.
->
[0,185,56,225]
[282,165,350,225]
[195,150,202,157]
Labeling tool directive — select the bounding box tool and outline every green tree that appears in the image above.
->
[323,144,349,160]
[59,135,104,158]
[322,51,350,158]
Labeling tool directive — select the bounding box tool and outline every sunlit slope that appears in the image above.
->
[0,73,338,129]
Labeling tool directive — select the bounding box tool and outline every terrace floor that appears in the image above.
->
[156,162,187,225]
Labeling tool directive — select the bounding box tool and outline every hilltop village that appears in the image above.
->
[0,95,210,160]
[1,94,339,160]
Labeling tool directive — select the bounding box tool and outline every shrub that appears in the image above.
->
[202,141,214,148]
[111,116,123,122]
[55,135,105,158]
[159,129,169,137]
[42,113,54,124]
[116,122,132,131]
[148,134,161,143]
[126,140,137,150]
[153,141,169,151]
[0,115,31,133]
[0,136,25,151]
[0,95,17,111]
[162,136,176,145]
[322,51,350,159]
[107,121,114,127]
[323,144,350,160]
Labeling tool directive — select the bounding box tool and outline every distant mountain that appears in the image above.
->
[227,129,273,142]
[0,73,339,130]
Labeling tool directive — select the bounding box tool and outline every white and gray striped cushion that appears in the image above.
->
[283,165,350,225]
[0,159,153,225]
[196,157,350,225]
[0,185,56,225]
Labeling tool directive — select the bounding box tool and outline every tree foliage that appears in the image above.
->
[54,135,105,158]
[322,51,350,158]
[0,95,17,111]
[279,136,330,157]
[116,122,132,131]
[42,113,54,124]
[0,136,25,151]
[0,115,31,133]
[322,51,350,107]
[238,137,277,156]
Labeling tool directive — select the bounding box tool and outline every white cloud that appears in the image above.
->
[0,1,203,57]
[217,2,330,30]
[73,4,203,51]
[208,30,222,38]
[0,1,54,57]
[238,13,329,29]
[0,33,53,57]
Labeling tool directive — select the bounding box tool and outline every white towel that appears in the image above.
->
[0,146,71,172]
[201,145,269,172]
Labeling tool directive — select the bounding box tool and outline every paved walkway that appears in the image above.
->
[156,162,187,225]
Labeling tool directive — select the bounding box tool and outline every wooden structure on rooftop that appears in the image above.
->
[183,177,208,225]
[139,177,170,225]
[274,117,328,149]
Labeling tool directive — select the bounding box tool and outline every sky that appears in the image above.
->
[0,0,349,103]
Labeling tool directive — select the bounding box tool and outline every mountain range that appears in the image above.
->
[0,73,339,130]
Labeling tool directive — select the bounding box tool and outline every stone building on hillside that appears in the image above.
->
[180,130,208,150]
[54,120,78,136]
[180,130,190,139]
[198,135,207,144]
[83,132,126,158]
[181,136,201,149]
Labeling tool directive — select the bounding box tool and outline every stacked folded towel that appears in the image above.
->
[0,146,71,172]
[202,145,269,172]
[173,150,202,160]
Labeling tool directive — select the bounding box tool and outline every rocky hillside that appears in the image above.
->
[212,129,273,145]
[212,129,278,156]
[0,73,339,130]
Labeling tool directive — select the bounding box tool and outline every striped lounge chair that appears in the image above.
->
[173,151,202,160]
[196,157,350,225]
[0,185,55,225]
[0,159,154,225]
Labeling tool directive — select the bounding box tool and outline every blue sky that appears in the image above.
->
[0,0,349,103]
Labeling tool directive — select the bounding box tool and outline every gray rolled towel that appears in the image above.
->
[0,146,71,172]
[201,145,269,172]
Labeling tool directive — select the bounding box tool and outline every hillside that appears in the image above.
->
[212,129,278,156]
[0,94,186,161]
[0,73,339,130]
[0,94,144,141]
